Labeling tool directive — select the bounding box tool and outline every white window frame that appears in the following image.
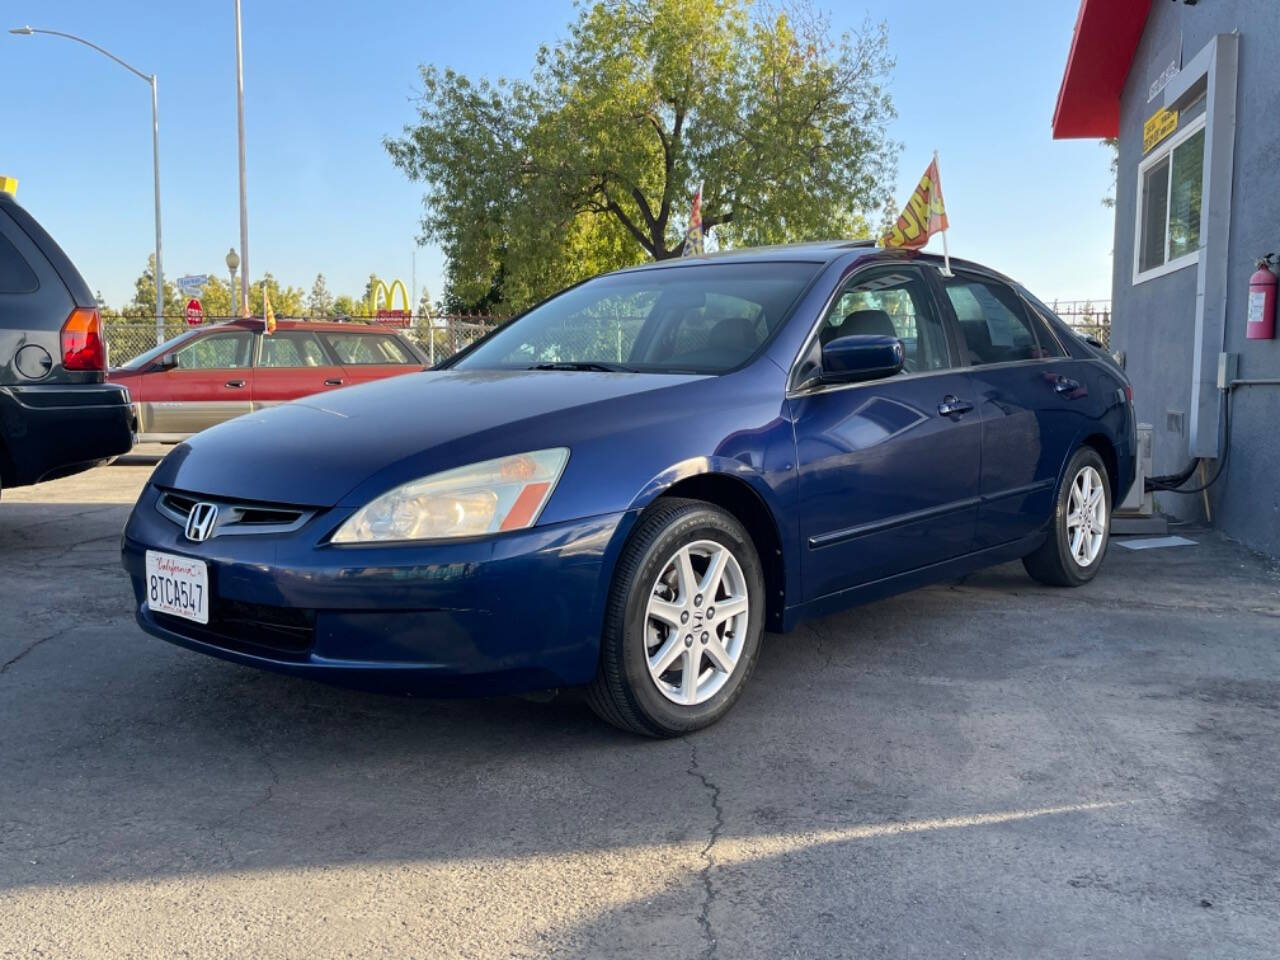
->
[1132,112,1207,285]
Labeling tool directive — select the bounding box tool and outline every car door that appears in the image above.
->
[938,271,1084,548]
[318,329,426,388]
[250,330,345,410]
[789,264,982,601]
[144,329,254,437]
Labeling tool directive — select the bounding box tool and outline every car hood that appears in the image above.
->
[152,369,708,507]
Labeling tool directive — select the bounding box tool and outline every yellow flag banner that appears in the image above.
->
[881,157,948,250]
[263,286,276,334]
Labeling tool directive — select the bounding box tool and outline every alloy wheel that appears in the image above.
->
[643,539,750,706]
[1066,464,1107,567]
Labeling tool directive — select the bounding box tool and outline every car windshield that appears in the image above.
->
[118,330,199,370]
[453,261,822,374]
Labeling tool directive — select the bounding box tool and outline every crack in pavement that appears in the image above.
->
[0,505,122,538]
[27,531,124,564]
[685,738,725,960]
[0,625,76,676]
[804,619,837,671]
[206,724,285,867]
[238,746,282,819]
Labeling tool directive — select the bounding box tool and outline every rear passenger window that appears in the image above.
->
[944,277,1059,364]
[0,231,39,294]
[259,332,329,368]
[323,332,414,365]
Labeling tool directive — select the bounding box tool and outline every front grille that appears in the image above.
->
[154,599,316,659]
[156,490,312,539]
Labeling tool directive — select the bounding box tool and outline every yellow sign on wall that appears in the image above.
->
[1143,108,1179,153]
[0,176,17,196]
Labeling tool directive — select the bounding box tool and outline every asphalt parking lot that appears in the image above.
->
[2,455,1279,959]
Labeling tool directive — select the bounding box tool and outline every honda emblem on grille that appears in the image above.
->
[185,502,219,542]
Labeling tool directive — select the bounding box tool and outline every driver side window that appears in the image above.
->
[820,269,951,373]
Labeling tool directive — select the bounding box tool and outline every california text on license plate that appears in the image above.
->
[145,550,209,625]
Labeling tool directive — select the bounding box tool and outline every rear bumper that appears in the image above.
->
[0,382,135,486]
[121,483,633,696]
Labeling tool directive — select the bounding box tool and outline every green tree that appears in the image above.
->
[195,276,234,317]
[308,273,334,317]
[333,294,360,318]
[247,273,305,317]
[123,254,183,317]
[387,0,897,312]
[359,273,382,316]
[95,290,120,319]
[1101,138,1119,208]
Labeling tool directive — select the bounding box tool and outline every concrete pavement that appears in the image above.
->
[2,459,1279,958]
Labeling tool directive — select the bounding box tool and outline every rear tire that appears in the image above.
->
[586,498,765,737]
[1023,446,1111,587]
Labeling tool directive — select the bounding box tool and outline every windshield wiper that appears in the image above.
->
[528,361,635,373]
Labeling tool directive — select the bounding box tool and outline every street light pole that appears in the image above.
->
[9,26,165,345]
[150,73,164,345]
[225,247,240,317]
[233,0,250,317]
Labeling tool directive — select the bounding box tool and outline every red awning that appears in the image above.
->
[1052,0,1152,139]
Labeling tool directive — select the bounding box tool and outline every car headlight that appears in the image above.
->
[331,448,570,544]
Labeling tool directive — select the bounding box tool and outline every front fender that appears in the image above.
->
[620,453,802,630]
[626,454,784,513]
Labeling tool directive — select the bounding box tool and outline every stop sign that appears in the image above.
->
[185,298,203,327]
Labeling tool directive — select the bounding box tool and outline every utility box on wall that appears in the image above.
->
[1118,423,1154,517]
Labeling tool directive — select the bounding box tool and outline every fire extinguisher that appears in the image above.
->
[1247,253,1277,340]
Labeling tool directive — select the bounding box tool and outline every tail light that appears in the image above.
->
[61,307,105,371]
[1123,383,1134,405]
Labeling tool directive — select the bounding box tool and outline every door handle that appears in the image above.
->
[937,395,973,417]
[224,379,246,389]
[323,378,344,386]
[1053,376,1082,395]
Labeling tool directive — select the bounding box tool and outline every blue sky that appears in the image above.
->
[0,0,1112,310]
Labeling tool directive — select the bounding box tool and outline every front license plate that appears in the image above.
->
[145,550,209,625]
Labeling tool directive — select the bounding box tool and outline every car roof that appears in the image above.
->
[201,319,409,334]
[615,239,876,271]
[610,240,1019,285]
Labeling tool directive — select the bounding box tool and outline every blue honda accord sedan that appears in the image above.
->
[122,242,1135,735]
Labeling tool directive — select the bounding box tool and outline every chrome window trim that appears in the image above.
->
[785,364,958,400]
[960,356,1079,378]
[786,355,1078,401]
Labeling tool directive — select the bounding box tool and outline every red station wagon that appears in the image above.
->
[108,319,428,442]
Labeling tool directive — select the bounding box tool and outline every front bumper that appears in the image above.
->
[0,382,134,486]
[121,483,631,696]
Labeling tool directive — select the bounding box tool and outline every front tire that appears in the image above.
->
[587,498,765,737]
[1023,446,1111,587]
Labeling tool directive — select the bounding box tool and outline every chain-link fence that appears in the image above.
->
[103,302,1113,368]
[1048,300,1112,349]
[102,315,504,368]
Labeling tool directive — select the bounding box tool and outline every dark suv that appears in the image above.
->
[0,193,133,494]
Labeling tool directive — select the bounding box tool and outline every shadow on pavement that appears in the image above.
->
[2,497,1279,956]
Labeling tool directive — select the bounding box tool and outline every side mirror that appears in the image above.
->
[820,334,904,383]
[152,353,179,371]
